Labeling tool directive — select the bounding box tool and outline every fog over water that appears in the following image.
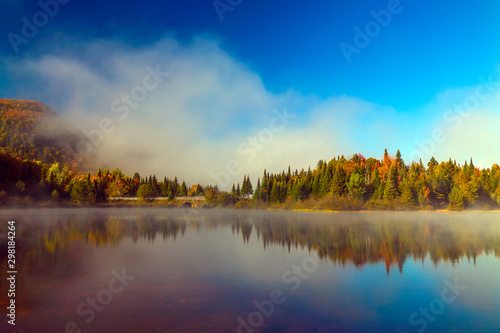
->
[0,208,499,332]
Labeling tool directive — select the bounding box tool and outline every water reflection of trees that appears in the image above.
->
[248,213,500,274]
[2,211,500,275]
[1,211,499,314]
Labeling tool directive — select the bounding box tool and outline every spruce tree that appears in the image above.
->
[253,178,261,201]
[396,150,404,170]
[270,182,280,203]
[331,165,347,197]
[246,176,253,195]
[312,173,321,197]
[383,166,398,200]
[241,175,248,195]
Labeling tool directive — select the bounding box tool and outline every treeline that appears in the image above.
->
[2,149,500,210]
[0,153,203,205]
[250,149,500,210]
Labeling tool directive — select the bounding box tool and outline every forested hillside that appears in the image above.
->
[0,99,83,169]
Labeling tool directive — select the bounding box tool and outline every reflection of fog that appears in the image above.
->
[1,209,499,312]
[2,210,500,269]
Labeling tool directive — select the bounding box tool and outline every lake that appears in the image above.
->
[0,208,499,333]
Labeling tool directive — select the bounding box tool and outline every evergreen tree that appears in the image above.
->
[401,179,415,206]
[261,171,269,202]
[347,173,366,200]
[319,164,332,196]
[253,178,261,201]
[160,177,169,197]
[331,165,347,196]
[312,173,321,197]
[173,177,179,196]
[370,164,383,199]
[383,166,398,200]
[241,175,248,195]
[428,157,438,174]
[270,182,280,203]
[396,150,404,169]
[246,176,253,195]
[179,181,187,196]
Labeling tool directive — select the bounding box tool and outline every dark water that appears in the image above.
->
[0,208,499,333]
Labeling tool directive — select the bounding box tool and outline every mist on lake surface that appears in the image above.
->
[0,209,499,332]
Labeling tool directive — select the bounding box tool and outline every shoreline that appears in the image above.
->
[1,202,500,214]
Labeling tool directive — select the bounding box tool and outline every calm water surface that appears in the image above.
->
[0,208,499,333]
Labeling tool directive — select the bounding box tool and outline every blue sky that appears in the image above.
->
[1,0,500,186]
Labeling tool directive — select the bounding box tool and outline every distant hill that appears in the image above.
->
[0,99,87,170]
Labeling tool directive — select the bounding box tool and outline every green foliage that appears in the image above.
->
[347,173,365,200]
[270,182,281,203]
[68,175,95,204]
[400,180,415,207]
[217,191,237,207]
[330,165,347,197]
[241,175,253,196]
[179,181,187,196]
[137,183,156,201]
[383,166,398,200]
[448,186,464,210]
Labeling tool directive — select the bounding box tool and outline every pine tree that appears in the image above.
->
[161,177,169,197]
[280,182,288,202]
[370,165,382,199]
[253,178,261,201]
[261,171,269,202]
[270,182,280,203]
[246,176,253,195]
[179,181,187,196]
[428,157,438,174]
[241,175,248,195]
[312,173,321,197]
[331,165,347,197]
[383,166,398,200]
[319,164,332,196]
[396,150,404,169]
[173,177,179,196]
